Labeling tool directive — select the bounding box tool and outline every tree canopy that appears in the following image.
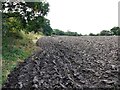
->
[88,27,120,36]
[110,27,120,35]
[2,0,53,36]
[52,29,82,36]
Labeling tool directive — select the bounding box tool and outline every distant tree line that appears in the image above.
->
[52,29,82,36]
[52,27,120,36]
[89,27,120,36]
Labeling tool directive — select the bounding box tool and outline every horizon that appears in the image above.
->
[47,0,119,35]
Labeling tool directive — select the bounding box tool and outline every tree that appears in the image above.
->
[2,0,52,35]
[52,29,65,35]
[42,20,53,36]
[65,31,79,36]
[52,29,81,36]
[89,33,96,36]
[100,30,112,36]
[110,27,120,35]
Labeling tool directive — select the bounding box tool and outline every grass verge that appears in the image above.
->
[2,31,42,85]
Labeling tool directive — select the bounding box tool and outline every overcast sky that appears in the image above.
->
[47,0,119,35]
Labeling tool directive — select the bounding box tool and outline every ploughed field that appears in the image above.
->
[3,36,120,89]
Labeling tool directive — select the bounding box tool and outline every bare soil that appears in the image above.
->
[2,36,120,90]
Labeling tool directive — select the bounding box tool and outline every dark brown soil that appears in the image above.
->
[2,36,120,90]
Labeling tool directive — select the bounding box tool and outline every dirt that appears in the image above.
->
[2,36,120,90]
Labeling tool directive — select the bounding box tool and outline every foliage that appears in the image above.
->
[52,29,82,36]
[65,31,80,36]
[99,30,112,36]
[52,29,65,35]
[42,22,53,36]
[110,27,120,35]
[2,0,53,36]
[88,27,120,36]
[89,33,97,36]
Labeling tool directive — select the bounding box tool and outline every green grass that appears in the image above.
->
[2,31,42,85]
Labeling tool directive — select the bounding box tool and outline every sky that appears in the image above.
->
[47,0,119,35]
